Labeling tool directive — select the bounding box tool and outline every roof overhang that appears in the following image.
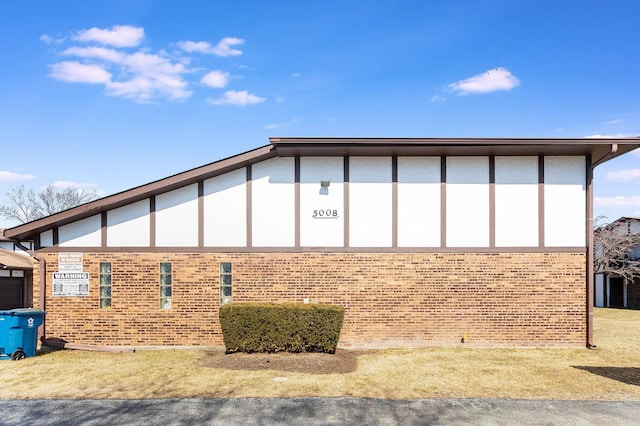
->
[269,137,640,164]
[4,144,276,241]
[0,249,33,270]
[5,137,640,242]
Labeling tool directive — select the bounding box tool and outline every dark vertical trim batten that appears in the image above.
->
[246,166,253,248]
[538,156,545,247]
[343,156,350,248]
[440,156,447,248]
[101,212,108,248]
[198,180,204,248]
[392,156,398,248]
[149,196,156,248]
[489,156,496,248]
[294,156,301,249]
[585,154,595,348]
[53,227,59,247]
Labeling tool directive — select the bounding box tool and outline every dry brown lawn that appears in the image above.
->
[1,308,639,400]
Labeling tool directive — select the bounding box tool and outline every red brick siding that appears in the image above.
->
[33,251,586,347]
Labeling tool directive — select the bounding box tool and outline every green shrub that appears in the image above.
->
[219,302,345,354]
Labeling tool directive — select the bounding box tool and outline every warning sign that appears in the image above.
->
[53,272,89,296]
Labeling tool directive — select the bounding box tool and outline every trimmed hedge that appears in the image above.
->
[219,302,345,354]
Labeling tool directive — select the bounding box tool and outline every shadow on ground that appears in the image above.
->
[573,366,640,386]
[199,348,369,374]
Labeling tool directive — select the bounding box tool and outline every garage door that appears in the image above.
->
[0,278,23,310]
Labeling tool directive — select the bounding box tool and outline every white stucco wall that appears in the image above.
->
[107,199,150,246]
[349,157,392,247]
[36,152,594,250]
[252,157,295,247]
[59,214,102,247]
[446,157,490,247]
[203,168,247,246]
[495,156,539,247]
[397,157,441,247]
[544,156,586,247]
[155,184,199,247]
[300,157,344,247]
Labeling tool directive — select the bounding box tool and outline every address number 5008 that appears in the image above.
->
[312,209,339,218]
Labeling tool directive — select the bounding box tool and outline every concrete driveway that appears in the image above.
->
[1,398,639,425]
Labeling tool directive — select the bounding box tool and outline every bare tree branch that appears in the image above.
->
[594,216,640,283]
[0,184,98,224]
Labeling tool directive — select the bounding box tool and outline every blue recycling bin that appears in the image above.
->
[0,309,45,360]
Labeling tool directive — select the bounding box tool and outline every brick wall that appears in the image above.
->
[33,251,587,347]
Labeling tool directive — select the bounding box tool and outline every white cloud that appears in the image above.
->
[606,169,640,183]
[107,76,191,102]
[0,171,36,182]
[209,90,265,106]
[56,47,192,102]
[62,46,125,63]
[47,26,254,104]
[40,34,65,45]
[584,133,639,139]
[201,70,230,88]
[265,118,299,129]
[606,119,624,125]
[430,95,446,103]
[449,67,520,95]
[49,61,112,84]
[73,25,144,48]
[177,37,244,57]
[291,73,301,78]
[595,195,640,208]
[51,180,95,189]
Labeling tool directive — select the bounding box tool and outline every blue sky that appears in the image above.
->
[1,0,639,228]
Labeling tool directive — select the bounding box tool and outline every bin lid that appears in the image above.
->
[4,308,46,316]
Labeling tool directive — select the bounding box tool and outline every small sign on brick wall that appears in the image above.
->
[52,272,89,296]
[58,252,84,272]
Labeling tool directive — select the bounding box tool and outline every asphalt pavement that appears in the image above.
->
[1,398,640,425]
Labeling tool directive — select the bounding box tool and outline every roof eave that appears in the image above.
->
[0,249,34,270]
[4,144,275,241]
[270,137,640,160]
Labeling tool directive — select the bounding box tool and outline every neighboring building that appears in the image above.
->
[594,216,640,309]
[4,137,640,348]
[0,229,35,310]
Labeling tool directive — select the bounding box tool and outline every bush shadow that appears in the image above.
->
[199,348,368,375]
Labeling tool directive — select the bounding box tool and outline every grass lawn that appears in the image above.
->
[1,308,639,400]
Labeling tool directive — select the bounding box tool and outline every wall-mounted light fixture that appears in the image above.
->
[320,180,330,188]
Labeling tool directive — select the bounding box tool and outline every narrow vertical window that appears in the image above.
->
[160,262,172,310]
[99,262,112,309]
[220,262,232,305]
